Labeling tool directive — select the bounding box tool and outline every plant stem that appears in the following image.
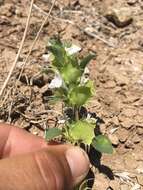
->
[74,106,79,121]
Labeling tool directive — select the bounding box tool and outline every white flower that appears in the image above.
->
[57,119,66,124]
[42,53,54,62]
[84,67,90,75]
[80,67,90,84]
[42,54,51,62]
[49,73,63,89]
[43,43,81,62]
[65,44,81,55]
[86,113,97,124]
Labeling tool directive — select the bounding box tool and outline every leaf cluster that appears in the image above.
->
[45,38,113,154]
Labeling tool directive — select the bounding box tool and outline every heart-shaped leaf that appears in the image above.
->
[69,120,95,145]
[68,86,92,106]
[92,135,113,154]
[61,63,81,84]
[45,128,62,141]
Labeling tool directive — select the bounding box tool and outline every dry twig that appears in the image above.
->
[17,0,57,82]
[0,0,34,98]
[84,27,116,48]
[33,4,74,25]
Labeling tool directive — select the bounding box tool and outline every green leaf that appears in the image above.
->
[45,128,62,141]
[92,135,113,154]
[63,40,72,48]
[68,86,92,106]
[85,80,95,95]
[80,54,95,70]
[68,55,79,67]
[48,96,63,104]
[41,67,54,75]
[49,38,63,46]
[69,120,95,145]
[48,46,66,67]
[47,38,66,68]
[61,63,81,84]
[47,88,68,104]
[54,88,67,98]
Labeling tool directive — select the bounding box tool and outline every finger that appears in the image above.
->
[0,145,90,190]
[0,123,47,158]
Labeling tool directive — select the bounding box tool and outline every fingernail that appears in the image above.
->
[66,147,90,184]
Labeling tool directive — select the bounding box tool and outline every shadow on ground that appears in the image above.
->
[85,112,114,189]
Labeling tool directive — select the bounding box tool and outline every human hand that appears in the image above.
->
[0,123,89,190]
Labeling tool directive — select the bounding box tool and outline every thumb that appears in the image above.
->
[0,145,90,190]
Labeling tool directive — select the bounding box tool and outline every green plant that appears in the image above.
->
[45,38,113,154]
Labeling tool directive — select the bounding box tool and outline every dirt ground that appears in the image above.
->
[0,0,143,189]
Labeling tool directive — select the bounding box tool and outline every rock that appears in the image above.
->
[114,86,122,93]
[15,8,23,17]
[99,123,106,134]
[137,175,143,186]
[62,25,81,39]
[109,134,119,146]
[121,119,133,129]
[137,127,143,135]
[135,115,143,124]
[105,7,133,27]
[112,116,119,126]
[125,139,134,149]
[127,0,138,5]
[132,134,141,144]
[117,128,129,143]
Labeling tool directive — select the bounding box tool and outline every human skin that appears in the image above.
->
[0,123,89,190]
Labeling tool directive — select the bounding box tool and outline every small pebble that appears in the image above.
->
[105,7,133,27]
[109,134,119,146]
[127,0,138,5]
